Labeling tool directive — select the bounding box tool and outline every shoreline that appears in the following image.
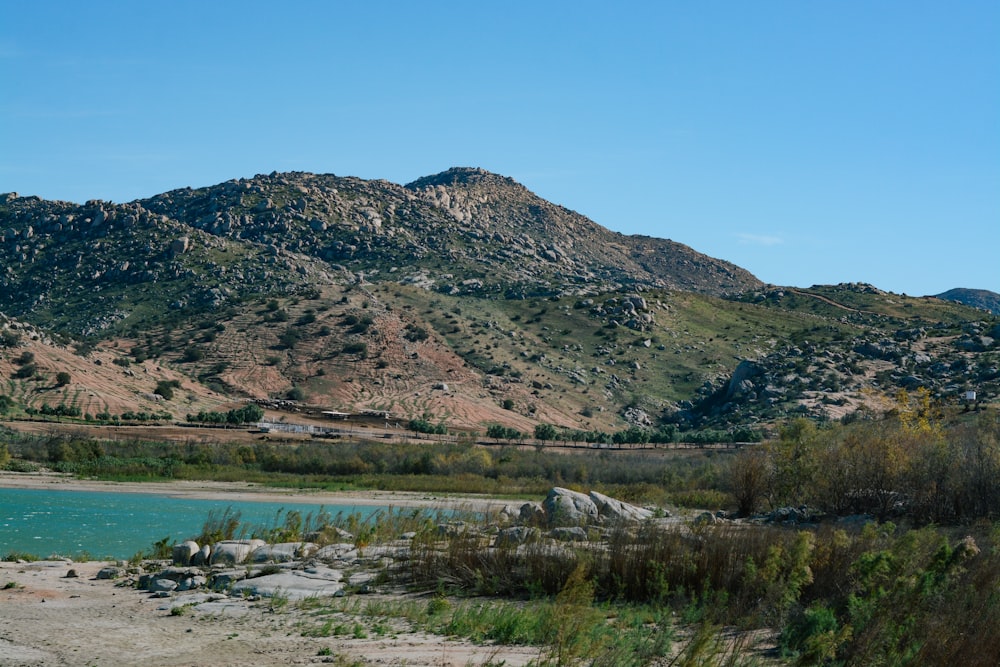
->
[0,470,513,511]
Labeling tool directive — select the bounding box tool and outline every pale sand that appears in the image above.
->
[0,470,514,511]
[0,472,535,666]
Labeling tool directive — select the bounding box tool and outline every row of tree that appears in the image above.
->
[484,422,763,445]
[186,404,265,425]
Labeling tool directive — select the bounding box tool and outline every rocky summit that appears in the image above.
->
[0,169,997,434]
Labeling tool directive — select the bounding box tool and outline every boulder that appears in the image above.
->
[589,491,654,523]
[172,540,200,566]
[250,542,317,563]
[176,575,207,591]
[496,504,520,524]
[550,526,589,542]
[210,539,267,565]
[437,522,470,537]
[519,502,546,524]
[230,568,344,600]
[693,512,718,526]
[148,578,178,593]
[192,544,211,566]
[313,543,358,562]
[209,570,247,591]
[169,236,190,256]
[96,566,124,580]
[494,526,539,547]
[543,487,599,526]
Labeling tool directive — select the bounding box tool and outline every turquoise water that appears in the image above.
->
[0,487,386,560]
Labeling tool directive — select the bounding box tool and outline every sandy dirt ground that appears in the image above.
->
[0,559,541,667]
[0,474,537,666]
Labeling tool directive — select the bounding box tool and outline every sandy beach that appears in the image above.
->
[0,470,513,511]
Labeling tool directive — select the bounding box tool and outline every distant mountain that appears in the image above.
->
[935,288,1000,314]
[0,168,760,335]
[1,170,997,433]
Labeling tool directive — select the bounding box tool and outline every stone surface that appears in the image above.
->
[95,566,124,580]
[543,487,599,526]
[211,539,267,565]
[148,578,178,593]
[250,542,317,563]
[494,526,540,547]
[589,491,654,523]
[230,569,344,600]
[172,540,199,566]
[550,526,589,542]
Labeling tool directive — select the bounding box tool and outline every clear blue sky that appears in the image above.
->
[3,1,998,296]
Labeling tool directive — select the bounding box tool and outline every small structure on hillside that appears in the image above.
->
[963,389,978,412]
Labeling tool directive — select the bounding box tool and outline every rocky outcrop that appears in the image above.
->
[539,487,655,526]
[589,491,654,523]
[230,566,343,600]
[543,487,600,526]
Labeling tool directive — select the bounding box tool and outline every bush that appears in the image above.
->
[0,330,22,348]
[154,379,180,400]
[13,363,37,379]
[342,342,368,357]
[404,324,429,342]
[277,327,302,349]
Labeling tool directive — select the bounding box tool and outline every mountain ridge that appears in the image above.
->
[1,169,997,434]
[935,288,1000,314]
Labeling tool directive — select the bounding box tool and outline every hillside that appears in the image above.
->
[1,170,998,435]
[935,288,1000,314]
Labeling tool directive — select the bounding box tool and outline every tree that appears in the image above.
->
[534,423,558,441]
[154,380,180,400]
[487,424,521,441]
[766,418,821,507]
[55,371,71,387]
[729,446,770,516]
[13,363,37,379]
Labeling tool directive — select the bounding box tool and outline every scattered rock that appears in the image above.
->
[95,566,124,580]
[550,526,589,542]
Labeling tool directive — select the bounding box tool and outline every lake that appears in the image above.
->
[0,487,388,560]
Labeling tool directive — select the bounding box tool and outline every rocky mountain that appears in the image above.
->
[1,170,997,435]
[935,288,1000,315]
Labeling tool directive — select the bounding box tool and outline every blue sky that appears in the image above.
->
[2,1,997,296]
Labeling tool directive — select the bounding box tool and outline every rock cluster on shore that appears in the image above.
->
[81,487,663,614]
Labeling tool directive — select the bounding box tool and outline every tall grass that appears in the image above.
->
[401,517,1000,666]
